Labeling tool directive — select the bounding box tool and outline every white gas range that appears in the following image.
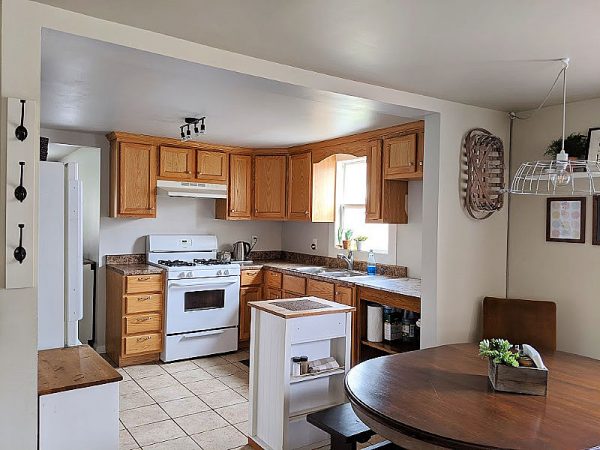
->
[146,234,240,362]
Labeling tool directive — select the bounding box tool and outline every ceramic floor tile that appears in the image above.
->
[120,380,143,396]
[174,410,229,435]
[120,404,170,429]
[215,402,249,424]
[198,388,246,409]
[218,371,248,389]
[205,363,239,378]
[142,436,200,450]
[136,373,179,392]
[119,420,125,431]
[146,384,194,403]
[191,425,247,450]
[231,446,253,450]
[222,351,249,363]
[160,396,211,419]
[120,391,155,411]
[125,364,166,380]
[193,355,228,368]
[233,421,248,436]
[120,429,139,450]
[118,368,132,382]
[161,360,199,374]
[185,378,229,396]
[232,385,249,399]
[172,368,213,384]
[128,419,186,447]
[231,361,249,372]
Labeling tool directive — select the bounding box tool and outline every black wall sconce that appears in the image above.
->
[180,117,206,141]
[15,100,28,142]
[14,224,26,264]
[14,162,27,202]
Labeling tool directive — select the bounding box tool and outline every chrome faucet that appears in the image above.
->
[337,250,354,270]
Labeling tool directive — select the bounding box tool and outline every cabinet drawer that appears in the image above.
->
[264,287,282,300]
[306,278,334,301]
[123,313,162,335]
[124,293,163,314]
[335,285,354,306]
[123,333,161,355]
[125,274,162,294]
[265,270,282,289]
[282,274,306,295]
[241,269,263,286]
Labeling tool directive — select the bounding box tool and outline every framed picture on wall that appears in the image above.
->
[586,127,600,161]
[593,196,600,245]
[546,197,586,243]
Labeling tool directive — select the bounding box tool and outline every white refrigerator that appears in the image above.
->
[38,161,83,350]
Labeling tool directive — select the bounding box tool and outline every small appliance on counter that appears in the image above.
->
[146,234,240,362]
[232,238,256,261]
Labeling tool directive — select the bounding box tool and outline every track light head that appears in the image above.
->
[180,116,206,140]
[180,127,185,139]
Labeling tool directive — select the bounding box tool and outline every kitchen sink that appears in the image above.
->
[319,270,368,278]
[295,266,326,274]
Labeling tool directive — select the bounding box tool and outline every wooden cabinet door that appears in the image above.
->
[335,285,354,306]
[254,155,286,220]
[159,146,195,179]
[228,154,252,219]
[366,140,383,222]
[264,288,282,300]
[239,286,262,341]
[287,152,312,221]
[306,279,335,301]
[383,134,417,178]
[197,150,228,183]
[118,142,157,217]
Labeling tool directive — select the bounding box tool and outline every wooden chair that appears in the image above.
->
[482,297,557,351]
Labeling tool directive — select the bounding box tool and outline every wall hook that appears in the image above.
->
[15,100,28,142]
[14,162,27,202]
[14,224,26,264]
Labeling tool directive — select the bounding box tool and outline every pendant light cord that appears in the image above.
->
[561,63,567,150]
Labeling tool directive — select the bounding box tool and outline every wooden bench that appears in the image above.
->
[307,403,402,450]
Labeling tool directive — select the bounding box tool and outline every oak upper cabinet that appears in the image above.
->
[366,139,408,224]
[287,152,312,221]
[383,134,419,180]
[110,140,157,218]
[159,146,195,179]
[366,140,383,222]
[254,155,287,220]
[215,153,252,220]
[197,150,228,184]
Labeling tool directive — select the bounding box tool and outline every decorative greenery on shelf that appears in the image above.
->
[356,236,368,242]
[479,338,519,367]
[337,226,344,246]
[344,229,354,241]
[544,133,588,159]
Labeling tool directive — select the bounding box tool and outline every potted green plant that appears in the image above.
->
[337,225,344,247]
[355,236,368,251]
[342,229,353,249]
[544,133,588,160]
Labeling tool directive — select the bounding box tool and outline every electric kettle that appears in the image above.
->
[232,240,252,261]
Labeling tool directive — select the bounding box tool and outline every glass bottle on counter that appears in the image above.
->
[401,310,417,343]
[384,307,402,342]
[367,250,377,275]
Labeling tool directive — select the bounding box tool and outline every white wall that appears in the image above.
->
[281,180,423,277]
[509,97,600,359]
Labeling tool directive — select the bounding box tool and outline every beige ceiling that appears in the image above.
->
[34,0,600,111]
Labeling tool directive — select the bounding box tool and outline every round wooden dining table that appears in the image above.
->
[345,343,600,450]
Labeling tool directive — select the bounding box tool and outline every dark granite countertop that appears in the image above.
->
[241,260,421,298]
[106,264,163,276]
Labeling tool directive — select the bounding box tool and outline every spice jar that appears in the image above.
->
[291,357,301,376]
[299,356,309,375]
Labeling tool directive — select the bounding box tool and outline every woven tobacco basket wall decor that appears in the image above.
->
[463,128,505,219]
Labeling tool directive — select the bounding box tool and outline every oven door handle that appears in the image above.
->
[169,279,238,289]
[180,329,225,340]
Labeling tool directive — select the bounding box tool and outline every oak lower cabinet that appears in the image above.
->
[239,269,264,343]
[109,140,157,218]
[216,153,253,220]
[106,269,164,366]
[287,152,312,221]
[254,155,287,220]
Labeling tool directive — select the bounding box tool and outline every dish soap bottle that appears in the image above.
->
[367,250,377,275]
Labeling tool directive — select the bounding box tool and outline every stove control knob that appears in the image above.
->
[187,271,193,278]
[224,270,229,276]
[216,270,222,276]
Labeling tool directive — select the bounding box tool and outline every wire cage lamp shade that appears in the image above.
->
[509,159,600,195]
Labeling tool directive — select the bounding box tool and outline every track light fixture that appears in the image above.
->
[180,117,206,141]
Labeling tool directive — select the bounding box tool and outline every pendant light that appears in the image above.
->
[508,58,600,196]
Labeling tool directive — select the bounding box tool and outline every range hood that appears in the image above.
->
[157,180,227,199]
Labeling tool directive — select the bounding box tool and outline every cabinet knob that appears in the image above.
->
[136,336,151,342]
[409,162,414,166]
[138,296,151,301]
[230,209,235,213]
[137,276,150,281]
[136,317,151,323]
[304,211,309,215]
